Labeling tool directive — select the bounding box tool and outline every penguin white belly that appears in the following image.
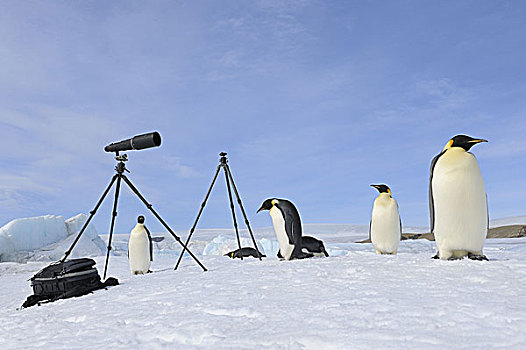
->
[269,206,295,260]
[128,229,151,274]
[432,149,487,258]
[370,196,400,254]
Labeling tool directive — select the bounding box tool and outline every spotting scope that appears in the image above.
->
[104,132,161,153]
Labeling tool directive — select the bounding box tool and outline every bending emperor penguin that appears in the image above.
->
[369,184,401,255]
[257,198,313,260]
[429,135,489,260]
[128,215,153,274]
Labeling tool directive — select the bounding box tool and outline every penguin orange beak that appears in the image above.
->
[468,139,488,144]
[370,184,380,189]
[256,205,265,213]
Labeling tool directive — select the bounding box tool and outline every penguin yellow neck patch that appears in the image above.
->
[443,139,454,150]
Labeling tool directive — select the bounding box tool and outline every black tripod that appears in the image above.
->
[175,152,262,269]
[61,153,207,279]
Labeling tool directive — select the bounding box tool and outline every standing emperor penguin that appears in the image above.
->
[128,215,153,274]
[257,198,313,260]
[430,135,489,260]
[369,184,401,255]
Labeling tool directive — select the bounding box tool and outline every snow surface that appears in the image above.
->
[1,217,526,349]
[490,215,526,228]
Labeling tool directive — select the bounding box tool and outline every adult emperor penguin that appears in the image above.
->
[369,184,401,255]
[276,236,329,258]
[128,215,153,274]
[257,198,313,260]
[429,135,489,260]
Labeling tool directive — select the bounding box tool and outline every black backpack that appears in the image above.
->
[21,258,118,308]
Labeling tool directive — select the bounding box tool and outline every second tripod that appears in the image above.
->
[175,152,263,269]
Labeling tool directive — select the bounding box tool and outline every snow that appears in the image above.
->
[1,217,526,349]
[490,215,526,228]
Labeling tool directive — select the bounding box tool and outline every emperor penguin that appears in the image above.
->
[429,135,488,260]
[257,198,313,260]
[275,236,329,258]
[224,247,266,259]
[128,215,153,274]
[301,236,329,257]
[369,184,401,255]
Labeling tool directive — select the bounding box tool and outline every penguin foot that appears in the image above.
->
[467,253,488,261]
[432,251,467,260]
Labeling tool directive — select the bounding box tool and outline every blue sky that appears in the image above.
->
[1,1,525,234]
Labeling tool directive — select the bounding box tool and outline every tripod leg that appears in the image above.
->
[223,167,243,260]
[61,174,118,262]
[225,165,263,260]
[120,175,207,272]
[175,165,221,270]
[103,175,123,280]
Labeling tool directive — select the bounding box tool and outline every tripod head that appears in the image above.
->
[115,153,128,162]
[114,153,129,174]
[219,152,228,165]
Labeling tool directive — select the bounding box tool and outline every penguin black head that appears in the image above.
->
[445,135,488,152]
[257,198,278,213]
[137,216,145,224]
[371,184,391,195]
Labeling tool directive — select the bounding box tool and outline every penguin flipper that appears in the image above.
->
[321,244,329,257]
[284,210,298,245]
[486,194,489,232]
[429,151,445,235]
[399,216,403,240]
[145,226,153,262]
[277,203,302,246]
[277,250,283,259]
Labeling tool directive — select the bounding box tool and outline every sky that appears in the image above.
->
[1,0,525,235]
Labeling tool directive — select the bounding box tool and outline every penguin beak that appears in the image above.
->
[370,184,379,189]
[469,139,488,144]
[256,205,265,213]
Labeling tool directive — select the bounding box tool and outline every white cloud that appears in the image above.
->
[162,156,201,178]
